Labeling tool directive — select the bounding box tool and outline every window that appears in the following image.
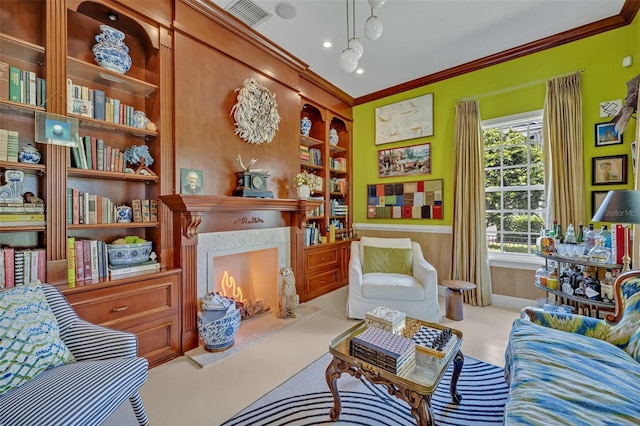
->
[483,111,545,256]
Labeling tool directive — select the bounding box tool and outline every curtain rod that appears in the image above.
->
[459,69,584,102]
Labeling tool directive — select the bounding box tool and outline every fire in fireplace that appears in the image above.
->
[218,269,270,319]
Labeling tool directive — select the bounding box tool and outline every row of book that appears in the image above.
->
[330,157,347,171]
[70,134,127,172]
[308,196,324,218]
[0,62,46,107]
[66,237,109,285]
[300,146,322,166]
[303,222,322,246]
[331,200,348,217]
[131,199,159,223]
[66,78,136,126]
[0,128,20,162]
[0,202,46,227]
[0,247,47,288]
[66,188,116,225]
[330,177,347,194]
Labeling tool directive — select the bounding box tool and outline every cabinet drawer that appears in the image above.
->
[66,275,179,329]
[305,247,339,272]
[127,316,180,368]
[306,269,340,299]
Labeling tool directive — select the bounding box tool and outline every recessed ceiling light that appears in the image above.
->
[356,68,364,74]
[275,2,296,19]
[322,41,332,48]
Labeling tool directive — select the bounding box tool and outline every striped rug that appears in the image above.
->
[223,353,508,425]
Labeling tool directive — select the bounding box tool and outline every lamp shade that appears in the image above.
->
[368,0,386,9]
[349,37,364,59]
[592,190,640,224]
[339,47,358,73]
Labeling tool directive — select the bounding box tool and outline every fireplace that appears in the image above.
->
[197,227,291,310]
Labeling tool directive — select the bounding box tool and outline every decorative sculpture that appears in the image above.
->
[278,267,299,319]
[0,170,24,202]
[230,78,280,145]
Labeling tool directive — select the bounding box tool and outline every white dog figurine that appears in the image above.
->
[278,267,299,319]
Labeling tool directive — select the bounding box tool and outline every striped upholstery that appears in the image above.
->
[504,271,640,425]
[0,284,149,426]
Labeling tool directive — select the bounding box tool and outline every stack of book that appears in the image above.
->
[350,326,416,375]
[0,202,45,227]
[108,259,159,276]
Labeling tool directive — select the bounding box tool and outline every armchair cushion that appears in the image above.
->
[362,273,426,300]
[362,246,412,275]
[0,283,75,396]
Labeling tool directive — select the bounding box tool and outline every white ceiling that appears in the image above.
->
[212,0,626,99]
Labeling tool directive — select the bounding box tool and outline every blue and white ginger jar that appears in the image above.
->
[329,128,339,146]
[18,144,41,164]
[300,117,312,136]
[197,293,241,352]
[92,25,132,74]
[132,110,149,129]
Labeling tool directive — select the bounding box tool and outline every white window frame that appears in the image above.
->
[483,110,544,270]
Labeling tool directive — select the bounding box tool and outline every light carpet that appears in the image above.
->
[186,304,321,368]
[222,352,508,425]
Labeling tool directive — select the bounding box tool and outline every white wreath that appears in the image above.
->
[230,78,281,145]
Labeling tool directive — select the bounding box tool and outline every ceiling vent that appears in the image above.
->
[225,0,272,27]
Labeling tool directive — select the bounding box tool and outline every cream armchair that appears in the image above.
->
[347,237,441,323]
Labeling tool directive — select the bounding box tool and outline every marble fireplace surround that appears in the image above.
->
[161,194,322,352]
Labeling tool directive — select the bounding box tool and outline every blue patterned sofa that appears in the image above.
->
[0,283,149,426]
[504,270,640,425]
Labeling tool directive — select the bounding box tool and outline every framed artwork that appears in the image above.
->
[377,143,431,178]
[34,111,79,147]
[595,122,622,147]
[592,190,610,217]
[375,93,433,145]
[366,179,443,219]
[180,168,204,195]
[592,155,627,185]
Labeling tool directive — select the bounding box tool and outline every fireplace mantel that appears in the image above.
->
[161,194,322,238]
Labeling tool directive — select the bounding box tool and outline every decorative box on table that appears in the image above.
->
[350,326,416,375]
[365,306,406,335]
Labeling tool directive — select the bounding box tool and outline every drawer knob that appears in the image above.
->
[112,305,129,312]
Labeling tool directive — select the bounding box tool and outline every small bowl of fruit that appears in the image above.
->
[107,235,152,266]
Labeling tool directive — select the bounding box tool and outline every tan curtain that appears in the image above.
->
[543,72,586,229]
[633,83,640,268]
[451,100,492,306]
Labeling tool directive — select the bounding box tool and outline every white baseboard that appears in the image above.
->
[438,285,535,311]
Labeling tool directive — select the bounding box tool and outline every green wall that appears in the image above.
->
[353,24,639,226]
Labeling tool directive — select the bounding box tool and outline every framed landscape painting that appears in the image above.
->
[375,93,433,145]
[595,122,622,147]
[377,143,431,178]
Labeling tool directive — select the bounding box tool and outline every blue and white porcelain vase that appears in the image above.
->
[197,293,241,352]
[132,110,149,129]
[116,205,133,223]
[92,25,132,74]
[18,144,41,164]
[329,128,339,146]
[300,117,312,136]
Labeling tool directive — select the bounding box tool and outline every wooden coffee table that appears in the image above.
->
[326,318,464,425]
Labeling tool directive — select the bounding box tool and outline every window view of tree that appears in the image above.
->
[484,115,545,255]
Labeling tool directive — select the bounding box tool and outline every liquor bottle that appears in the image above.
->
[547,267,559,290]
[564,223,576,244]
[584,224,597,254]
[576,223,584,243]
[588,235,611,263]
[598,225,612,249]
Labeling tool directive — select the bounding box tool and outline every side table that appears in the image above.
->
[442,280,476,321]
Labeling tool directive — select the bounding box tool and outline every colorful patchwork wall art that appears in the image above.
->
[367,179,443,219]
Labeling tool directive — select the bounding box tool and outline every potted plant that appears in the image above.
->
[294,171,314,199]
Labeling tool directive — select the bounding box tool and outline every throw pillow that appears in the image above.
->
[362,246,413,275]
[0,284,75,396]
[359,236,412,260]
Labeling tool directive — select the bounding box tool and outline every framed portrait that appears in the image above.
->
[592,155,627,185]
[591,190,610,217]
[180,168,204,195]
[375,93,433,145]
[595,122,622,147]
[377,143,431,178]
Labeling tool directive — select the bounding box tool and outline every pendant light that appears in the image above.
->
[348,0,363,60]
[368,0,386,8]
[364,7,383,40]
[339,0,358,73]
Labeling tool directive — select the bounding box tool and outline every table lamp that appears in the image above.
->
[591,190,640,271]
